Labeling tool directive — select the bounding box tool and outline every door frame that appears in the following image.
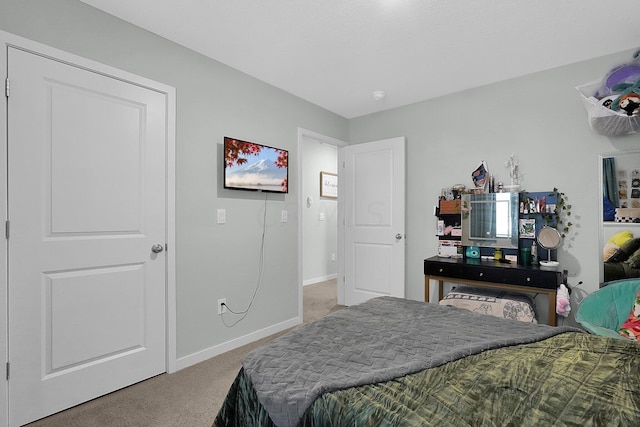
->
[0,30,177,426]
[296,128,348,315]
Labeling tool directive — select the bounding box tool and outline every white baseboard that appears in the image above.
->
[174,316,302,371]
[303,274,337,286]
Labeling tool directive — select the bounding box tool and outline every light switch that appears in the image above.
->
[217,209,226,224]
[319,212,325,221]
[281,210,288,223]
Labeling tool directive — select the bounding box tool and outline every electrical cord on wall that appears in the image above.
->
[221,193,268,327]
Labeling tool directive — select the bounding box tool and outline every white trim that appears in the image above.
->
[298,128,348,148]
[165,76,178,374]
[174,316,300,371]
[303,274,338,286]
[0,31,178,425]
[337,148,345,306]
[297,128,348,320]
[0,32,9,427]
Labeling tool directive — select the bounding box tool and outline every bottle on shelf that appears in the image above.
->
[531,245,537,264]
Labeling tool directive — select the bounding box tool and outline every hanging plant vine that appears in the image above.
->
[550,187,572,238]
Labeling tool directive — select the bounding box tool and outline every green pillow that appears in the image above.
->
[609,238,640,262]
[626,247,640,269]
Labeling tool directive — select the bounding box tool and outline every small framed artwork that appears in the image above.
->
[619,187,628,201]
[519,218,536,239]
[320,171,337,199]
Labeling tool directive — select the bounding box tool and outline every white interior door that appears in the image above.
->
[341,137,405,306]
[7,46,168,426]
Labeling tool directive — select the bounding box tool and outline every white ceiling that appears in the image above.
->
[80,0,640,119]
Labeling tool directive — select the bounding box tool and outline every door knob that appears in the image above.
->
[395,233,403,240]
[151,244,164,253]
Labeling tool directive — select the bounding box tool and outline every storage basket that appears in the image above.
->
[576,80,640,137]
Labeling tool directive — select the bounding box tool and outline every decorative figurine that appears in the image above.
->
[504,154,520,192]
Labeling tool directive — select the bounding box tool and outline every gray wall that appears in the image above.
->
[301,138,338,284]
[3,0,640,356]
[349,50,640,322]
[0,0,348,359]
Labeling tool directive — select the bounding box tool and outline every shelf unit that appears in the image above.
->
[518,191,561,263]
[434,191,562,262]
[435,199,461,256]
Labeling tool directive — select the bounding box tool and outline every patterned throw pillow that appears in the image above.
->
[603,242,620,262]
[619,290,640,342]
[628,249,640,269]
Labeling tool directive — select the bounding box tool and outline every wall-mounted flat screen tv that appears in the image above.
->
[223,137,289,193]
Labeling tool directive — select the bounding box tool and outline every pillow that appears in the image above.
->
[607,238,640,263]
[621,237,640,253]
[619,290,640,342]
[627,248,640,269]
[603,242,620,262]
[608,230,634,246]
[440,286,537,323]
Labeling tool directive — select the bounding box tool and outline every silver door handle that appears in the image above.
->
[395,233,403,240]
[151,244,164,253]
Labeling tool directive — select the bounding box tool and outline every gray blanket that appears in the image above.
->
[242,297,578,427]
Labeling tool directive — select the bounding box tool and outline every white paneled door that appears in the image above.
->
[341,137,405,306]
[7,47,168,426]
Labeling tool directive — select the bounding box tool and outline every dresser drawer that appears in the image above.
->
[460,267,504,283]
[424,261,464,278]
[508,269,558,289]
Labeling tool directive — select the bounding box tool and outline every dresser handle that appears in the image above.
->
[479,272,483,277]
[439,268,443,273]
[527,277,531,282]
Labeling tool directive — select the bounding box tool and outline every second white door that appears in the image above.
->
[341,137,405,306]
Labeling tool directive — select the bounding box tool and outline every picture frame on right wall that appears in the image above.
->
[320,171,337,199]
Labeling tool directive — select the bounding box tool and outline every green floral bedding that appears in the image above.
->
[214,332,640,427]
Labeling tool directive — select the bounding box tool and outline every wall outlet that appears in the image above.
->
[331,253,336,262]
[217,298,227,315]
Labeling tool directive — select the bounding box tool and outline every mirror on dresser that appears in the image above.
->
[600,150,640,284]
[461,193,520,250]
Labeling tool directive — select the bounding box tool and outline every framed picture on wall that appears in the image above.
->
[320,171,337,199]
[519,218,536,239]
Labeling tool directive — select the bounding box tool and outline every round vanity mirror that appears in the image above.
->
[537,226,561,270]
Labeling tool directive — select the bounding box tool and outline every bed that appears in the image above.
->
[214,297,640,427]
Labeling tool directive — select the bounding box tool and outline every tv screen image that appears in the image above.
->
[223,137,288,193]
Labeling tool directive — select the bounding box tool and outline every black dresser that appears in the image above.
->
[424,256,564,326]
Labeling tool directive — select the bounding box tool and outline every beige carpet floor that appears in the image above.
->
[26,279,342,427]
